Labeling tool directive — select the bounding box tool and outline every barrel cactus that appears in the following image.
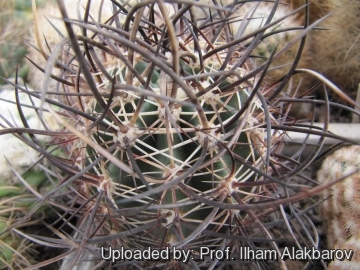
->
[1,0,342,269]
[318,145,360,270]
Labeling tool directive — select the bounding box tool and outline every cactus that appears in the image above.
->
[0,192,39,269]
[318,145,360,270]
[310,0,360,98]
[285,0,360,101]
[2,0,356,269]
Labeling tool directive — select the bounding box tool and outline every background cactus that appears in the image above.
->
[318,145,360,270]
[310,0,360,100]
[1,0,359,269]
[285,0,360,116]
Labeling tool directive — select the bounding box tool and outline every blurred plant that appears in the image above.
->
[286,0,360,107]
[310,0,360,99]
[0,178,44,269]
[0,0,51,85]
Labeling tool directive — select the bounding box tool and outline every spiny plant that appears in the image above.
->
[310,0,360,99]
[0,181,41,269]
[318,145,360,270]
[2,0,358,269]
[287,0,360,105]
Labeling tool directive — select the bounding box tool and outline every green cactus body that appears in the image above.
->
[98,50,258,247]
